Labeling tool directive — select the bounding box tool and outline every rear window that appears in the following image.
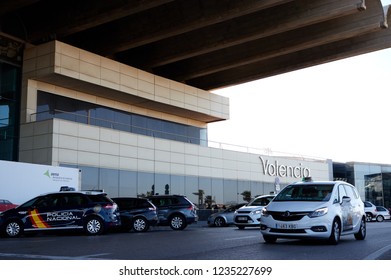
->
[274,184,334,202]
[150,197,183,206]
[138,199,153,208]
[86,194,112,203]
[112,198,152,209]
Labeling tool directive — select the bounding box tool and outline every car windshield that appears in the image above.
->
[274,184,334,202]
[247,196,273,206]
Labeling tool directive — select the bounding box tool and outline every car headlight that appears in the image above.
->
[308,207,328,218]
[261,207,269,217]
[251,210,262,215]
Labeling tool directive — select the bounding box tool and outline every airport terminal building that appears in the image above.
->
[1,35,391,207]
[1,39,333,205]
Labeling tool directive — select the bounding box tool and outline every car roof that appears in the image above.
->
[40,190,107,196]
[291,180,336,185]
[112,197,148,200]
[147,194,185,198]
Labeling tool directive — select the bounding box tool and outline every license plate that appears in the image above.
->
[238,217,247,221]
[276,223,297,229]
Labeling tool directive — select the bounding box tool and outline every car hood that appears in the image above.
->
[0,207,19,216]
[266,201,328,212]
[237,205,264,211]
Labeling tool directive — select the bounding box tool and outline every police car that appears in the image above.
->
[0,188,121,237]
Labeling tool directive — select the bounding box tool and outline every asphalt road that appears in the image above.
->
[1,221,391,260]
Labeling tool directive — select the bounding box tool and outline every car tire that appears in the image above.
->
[3,220,23,238]
[365,213,373,222]
[214,217,226,227]
[84,216,104,235]
[328,218,341,245]
[263,235,277,244]
[169,214,187,230]
[376,215,384,222]
[132,217,149,232]
[354,218,366,240]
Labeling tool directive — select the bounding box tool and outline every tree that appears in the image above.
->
[241,190,252,202]
[193,189,205,206]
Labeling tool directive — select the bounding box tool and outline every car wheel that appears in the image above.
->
[169,214,187,230]
[214,217,226,227]
[376,215,384,222]
[84,216,104,235]
[263,235,277,244]
[132,217,149,232]
[328,218,341,245]
[3,220,23,238]
[365,213,373,222]
[354,218,366,240]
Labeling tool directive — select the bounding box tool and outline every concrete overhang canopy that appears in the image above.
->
[1,0,390,90]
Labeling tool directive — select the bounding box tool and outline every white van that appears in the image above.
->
[260,179,366,244]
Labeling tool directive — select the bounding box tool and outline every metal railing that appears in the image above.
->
[29,109,327,161]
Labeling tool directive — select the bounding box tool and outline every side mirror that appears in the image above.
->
[342,196,351,203]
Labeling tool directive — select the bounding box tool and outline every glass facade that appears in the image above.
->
[333,162,354,184]
[0,62,20,161]
[365,173,391,209]
[365,173,383,205]
[333,162,391,209]
[62,164,276,205]
[36,91,207,145]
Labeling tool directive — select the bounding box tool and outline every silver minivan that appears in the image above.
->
[260,179,366,244]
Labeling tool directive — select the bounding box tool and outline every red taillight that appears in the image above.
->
[103,204,115,209]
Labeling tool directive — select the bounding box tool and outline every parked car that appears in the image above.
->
[147,195,198,230]
[0,199,18,213]
[375,206,390,222]
[364,201,377,222]
[260,179,366,244]
[233,195,275,229]
[207,203,247,227]
[0,189,121,238]
[111,197,158,232]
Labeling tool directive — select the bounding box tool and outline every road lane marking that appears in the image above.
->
[363,244,391,260]
[0,252,112,260]
[225,235,258,241]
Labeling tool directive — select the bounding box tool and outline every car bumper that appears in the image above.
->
[234,214,261,227]
[260,215,333,239]
[187,215,198,224]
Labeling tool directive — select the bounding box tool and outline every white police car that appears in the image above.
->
[260,178,366,244]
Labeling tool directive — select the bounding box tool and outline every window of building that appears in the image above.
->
[62,164,276,206]
[36,91,207,145]
[0,62,20,161]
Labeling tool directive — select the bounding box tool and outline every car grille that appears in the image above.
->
[237,210,251,214]
[268,211,311,221]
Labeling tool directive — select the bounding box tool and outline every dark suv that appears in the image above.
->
[0,190,121,237]
[147,195,198,230]
[112,197,158,232]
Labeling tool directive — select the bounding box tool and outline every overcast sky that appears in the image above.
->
[208,1,391,165]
